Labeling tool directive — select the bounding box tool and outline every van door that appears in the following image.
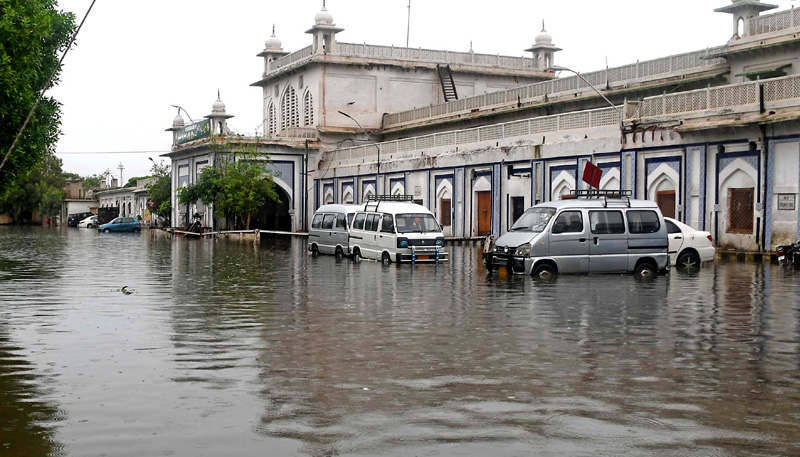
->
[377,213,396,259]
[320,214,336,254]
[549,210,589,273]
[333,212,349,255]
[588,210,628,272]
[362,213,382,260]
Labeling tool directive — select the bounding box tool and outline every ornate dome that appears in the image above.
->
[265,24,282,50]
[535,21,553,45]
[212,91,226,114]
[172,114,185,128]
[315,2,333,25]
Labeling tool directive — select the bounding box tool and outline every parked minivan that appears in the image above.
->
[484,191,669,279]
[308,204,361,258]
[349,196,447,264]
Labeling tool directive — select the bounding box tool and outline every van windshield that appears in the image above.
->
[509,207,556,232]
[396,214,440,233]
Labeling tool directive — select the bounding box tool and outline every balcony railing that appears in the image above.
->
[749,7,800,37]
[332,107,622,163]
[630,74,800,118]
[382,47,727,128]
[275,127,317,139]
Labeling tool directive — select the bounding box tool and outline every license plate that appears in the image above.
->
[779,255,785,261]
[416,255,430,260]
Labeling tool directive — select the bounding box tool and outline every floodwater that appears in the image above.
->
[1,227,799,457]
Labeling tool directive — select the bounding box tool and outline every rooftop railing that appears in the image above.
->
[749,7,800,37]
[382,47,727,128]
[631,73,800,118]
[332,107,622,163]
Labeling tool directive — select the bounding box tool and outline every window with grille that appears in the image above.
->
[656,190,676,219]
[728,188,754,233]
[303,91,314,126]
[440,198,451,226]
[267,103,277,135]
[281,87,299,130]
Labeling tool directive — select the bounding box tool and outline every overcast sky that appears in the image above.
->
[51,0,796,185]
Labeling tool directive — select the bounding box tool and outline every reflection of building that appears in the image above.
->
[166,1,800,250]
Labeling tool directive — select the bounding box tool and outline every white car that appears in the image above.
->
[77,215,98,228]
[664,217,715,269]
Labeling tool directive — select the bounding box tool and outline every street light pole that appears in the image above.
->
[548,65,622,116]
[171,104,195,123]
[338,110,380,176]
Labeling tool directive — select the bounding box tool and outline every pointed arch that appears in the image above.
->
[281,86,299,131]
[303,90,314,127]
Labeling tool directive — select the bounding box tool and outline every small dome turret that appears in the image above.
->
[212,91,226,114]
[172,113,185,129]
[315,1,333,25]
[265,24,282,50]
[535,21,553,45]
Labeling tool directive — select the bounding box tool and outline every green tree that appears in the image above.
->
[0,153,65,223]
[81,174,102,188]
[0,0,76,192]
[179,153,279,230]
[146,160,171,226]
[124,176,149,188]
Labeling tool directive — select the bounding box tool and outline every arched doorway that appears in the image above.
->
[252,186,292,232]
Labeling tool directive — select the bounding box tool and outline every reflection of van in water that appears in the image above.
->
[484,191,669,279]
[308,204,360,258]
[349,196,447,264]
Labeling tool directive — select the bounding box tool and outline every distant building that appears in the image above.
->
[165,0,800,251]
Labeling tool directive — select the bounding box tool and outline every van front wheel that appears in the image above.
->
[335,247,344,259]
[533,263,556,281]
[353,249,362,263]
[381,252,392,265]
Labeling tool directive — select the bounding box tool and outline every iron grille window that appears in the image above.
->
[728,188,754,233]
[656,190,676,219]
[268,103,277,135]
[303,91,314,126]
[440,198,452,226]
[281,87,299,130]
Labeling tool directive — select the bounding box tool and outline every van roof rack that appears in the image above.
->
[364,194,413,211]
[570,189,632,208]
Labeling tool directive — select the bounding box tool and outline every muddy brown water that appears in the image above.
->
[1,227,799,456]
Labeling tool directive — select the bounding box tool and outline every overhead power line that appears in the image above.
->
[56,150,171,155]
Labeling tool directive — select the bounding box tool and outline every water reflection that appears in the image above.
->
[1,227,799,456]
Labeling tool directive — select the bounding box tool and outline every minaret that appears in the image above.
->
[258,24,289,75]
[165,109,185,147]
[204,91,234,136]
[524,21,562,71]
[714,0,777,40]
[306,1,344,55]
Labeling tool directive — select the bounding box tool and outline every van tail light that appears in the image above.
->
[707,235,713,243]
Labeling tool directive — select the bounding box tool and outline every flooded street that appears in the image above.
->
[1,227,799,457]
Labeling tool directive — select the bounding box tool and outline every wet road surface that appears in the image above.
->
[1,227,799,456]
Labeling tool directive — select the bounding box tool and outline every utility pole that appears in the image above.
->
[118,162,125,187]
[406,0,411,48]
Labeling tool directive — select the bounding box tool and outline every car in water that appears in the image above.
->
[484,190,669,279]
[664,217,715,269]
[98,217,141,233]
[67,212,95,227]
[77,215,98,228]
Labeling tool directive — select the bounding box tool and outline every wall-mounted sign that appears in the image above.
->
[176,120,211,145]
[777,193,796,211]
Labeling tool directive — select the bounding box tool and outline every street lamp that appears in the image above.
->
[548,65,622,116]
[338,110,380,175]
[171,104,194,123]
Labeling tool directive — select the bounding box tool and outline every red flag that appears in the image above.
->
[582,161,602,189]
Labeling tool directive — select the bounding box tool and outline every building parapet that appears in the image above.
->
[265,42,536,78]
[749,7,800,37]
[382,47,728,129]
[332,106,621,164]
[628,73,800,120]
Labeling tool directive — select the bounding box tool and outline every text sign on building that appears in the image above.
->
[176,120,211,145]
[777,194,796,211]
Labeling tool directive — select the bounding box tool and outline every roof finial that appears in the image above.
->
[272,24,276,36]
[542,20,546,32]
[322,0,327,10]
[469,40,473,53]
[217,89,221,100]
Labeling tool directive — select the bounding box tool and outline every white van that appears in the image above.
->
[484,190,669,279]
[308,204,360,258]
[349,196,448,264]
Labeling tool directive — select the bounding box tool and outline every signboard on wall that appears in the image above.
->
[176,120,211,145]
[777,194,796,211]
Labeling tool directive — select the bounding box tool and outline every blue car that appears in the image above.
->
[98,217,141,233]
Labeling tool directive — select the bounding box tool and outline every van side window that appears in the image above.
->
[552,210,583,234]
[347,213,355,227]
[380,214,394,233]
[335,213,347,229]
[366,213,380,231]
[627,210,661,234]
[589,211,625,234]
[322,214,335,229]
[353,213,366,230]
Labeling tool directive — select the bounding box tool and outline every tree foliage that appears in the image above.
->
[146,160,171,226]
[0,0,76,192]
[179,153,280,230]
[0,153,65,222]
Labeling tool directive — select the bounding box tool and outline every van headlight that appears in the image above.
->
[435,238,444,246]
[515,244,531,257]
[397,238,409,248]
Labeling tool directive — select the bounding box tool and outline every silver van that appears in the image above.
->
[308,204,360,258]
[484,191,669,279]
